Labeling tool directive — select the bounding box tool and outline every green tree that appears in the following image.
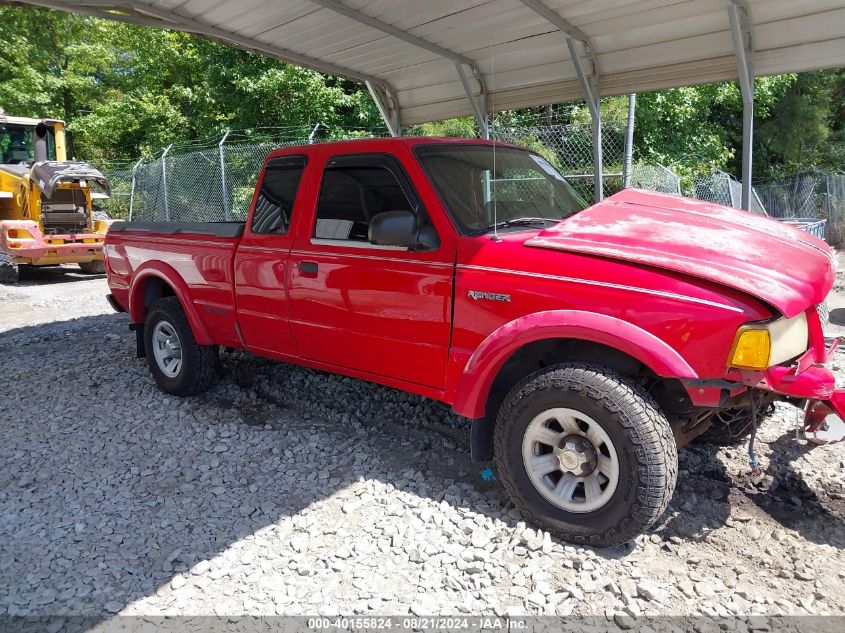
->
[0,5,378,163]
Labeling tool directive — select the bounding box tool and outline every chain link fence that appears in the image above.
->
[100,121,638,221]
[98,124,842,244]
[95,166,132,218]
[686,170,767,215]
[628,164,682,194]
[684,170,837,240]
[752,171,845,242]
[492,121,626,200]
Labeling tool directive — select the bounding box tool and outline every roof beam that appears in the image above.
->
[19,0,391,88]
[309,0,488,135]
[309,0,478,69]
[520,0,603,201]
[518,0,590,43]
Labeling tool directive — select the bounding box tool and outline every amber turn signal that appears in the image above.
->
[729,328,771,370]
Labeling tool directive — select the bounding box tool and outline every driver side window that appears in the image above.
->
[313,153,432,246]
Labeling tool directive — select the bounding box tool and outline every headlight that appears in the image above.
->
[728,312,808,370]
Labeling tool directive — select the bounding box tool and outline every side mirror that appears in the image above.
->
[369,210,419,247]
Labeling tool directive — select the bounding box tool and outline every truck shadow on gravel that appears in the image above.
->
[13,265,105,286]
[739,431,845,548]
[657,430,845,550]
[1,314,843,625]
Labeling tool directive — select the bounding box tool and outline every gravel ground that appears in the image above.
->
[1,265,845,628]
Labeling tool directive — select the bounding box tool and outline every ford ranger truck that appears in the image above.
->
[104,138,840,547]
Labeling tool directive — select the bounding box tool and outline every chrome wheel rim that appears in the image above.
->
[152,321,183,378]
[522,407,619,513]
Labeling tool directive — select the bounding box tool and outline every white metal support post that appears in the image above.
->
[366,81,401,137]
[160,143,173,221]
[308,123,323,144]
[520,0,603,201]
[455,62,489,139]
[728,0,755,210]
[218,130,231,221]
[622,94,636,189]
[128,157,142,221]
[566,38,603,202]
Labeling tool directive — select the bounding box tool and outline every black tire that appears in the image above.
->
[78,260,105,274]
[144,296,218,396]
[695,404,775,446]
[494,364,677,547]
[0,252,19,284]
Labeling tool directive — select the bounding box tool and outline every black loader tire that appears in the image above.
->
[143,296,219,396]
[494,364,677,547]
[0,252,19,284]
[78,260,106,274]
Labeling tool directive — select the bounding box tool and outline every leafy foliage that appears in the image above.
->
[0,6,379,162]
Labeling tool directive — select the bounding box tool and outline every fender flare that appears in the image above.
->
[128,262,213,345]
[452,310,698,419]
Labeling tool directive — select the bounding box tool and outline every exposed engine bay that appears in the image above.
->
[40,187,89,234]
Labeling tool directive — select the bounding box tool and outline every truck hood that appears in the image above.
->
[525,189,834,318]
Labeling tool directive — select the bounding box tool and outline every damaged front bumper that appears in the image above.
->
[687,306,845,442]
[738,307,844,442]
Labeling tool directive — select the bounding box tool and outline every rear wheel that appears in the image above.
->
[494,364,677,547]
[0,252,19,284]
[78,260,105,274]
[144,296,218,396]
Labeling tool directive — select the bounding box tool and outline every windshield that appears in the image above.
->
[0,123,56,165]
[414,143,588,235]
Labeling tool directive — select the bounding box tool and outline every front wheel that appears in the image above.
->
[494,364,677,547]
[144,296,219,396]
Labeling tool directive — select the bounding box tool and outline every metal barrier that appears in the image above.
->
[778,218,827,240]
[98,125,843,245]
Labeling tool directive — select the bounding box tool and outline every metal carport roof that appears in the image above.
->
[13,0,845,205]
[16,0,845,125]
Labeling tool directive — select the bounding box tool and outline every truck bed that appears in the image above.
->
[105,221,245,349]
[109,221,245,238]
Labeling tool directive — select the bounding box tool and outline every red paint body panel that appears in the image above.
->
[106,233,242,348]
[451,310,698,419]
[104,137,839,423]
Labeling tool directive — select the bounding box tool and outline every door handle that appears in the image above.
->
[299,261,318,277]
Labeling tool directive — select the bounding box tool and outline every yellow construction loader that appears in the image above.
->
[0,107,111,283]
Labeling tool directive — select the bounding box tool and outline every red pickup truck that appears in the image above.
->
[105,137,841,547]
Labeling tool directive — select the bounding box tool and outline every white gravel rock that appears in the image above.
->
[1,271,845,619]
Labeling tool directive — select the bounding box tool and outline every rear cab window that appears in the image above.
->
[251,155,307,234]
